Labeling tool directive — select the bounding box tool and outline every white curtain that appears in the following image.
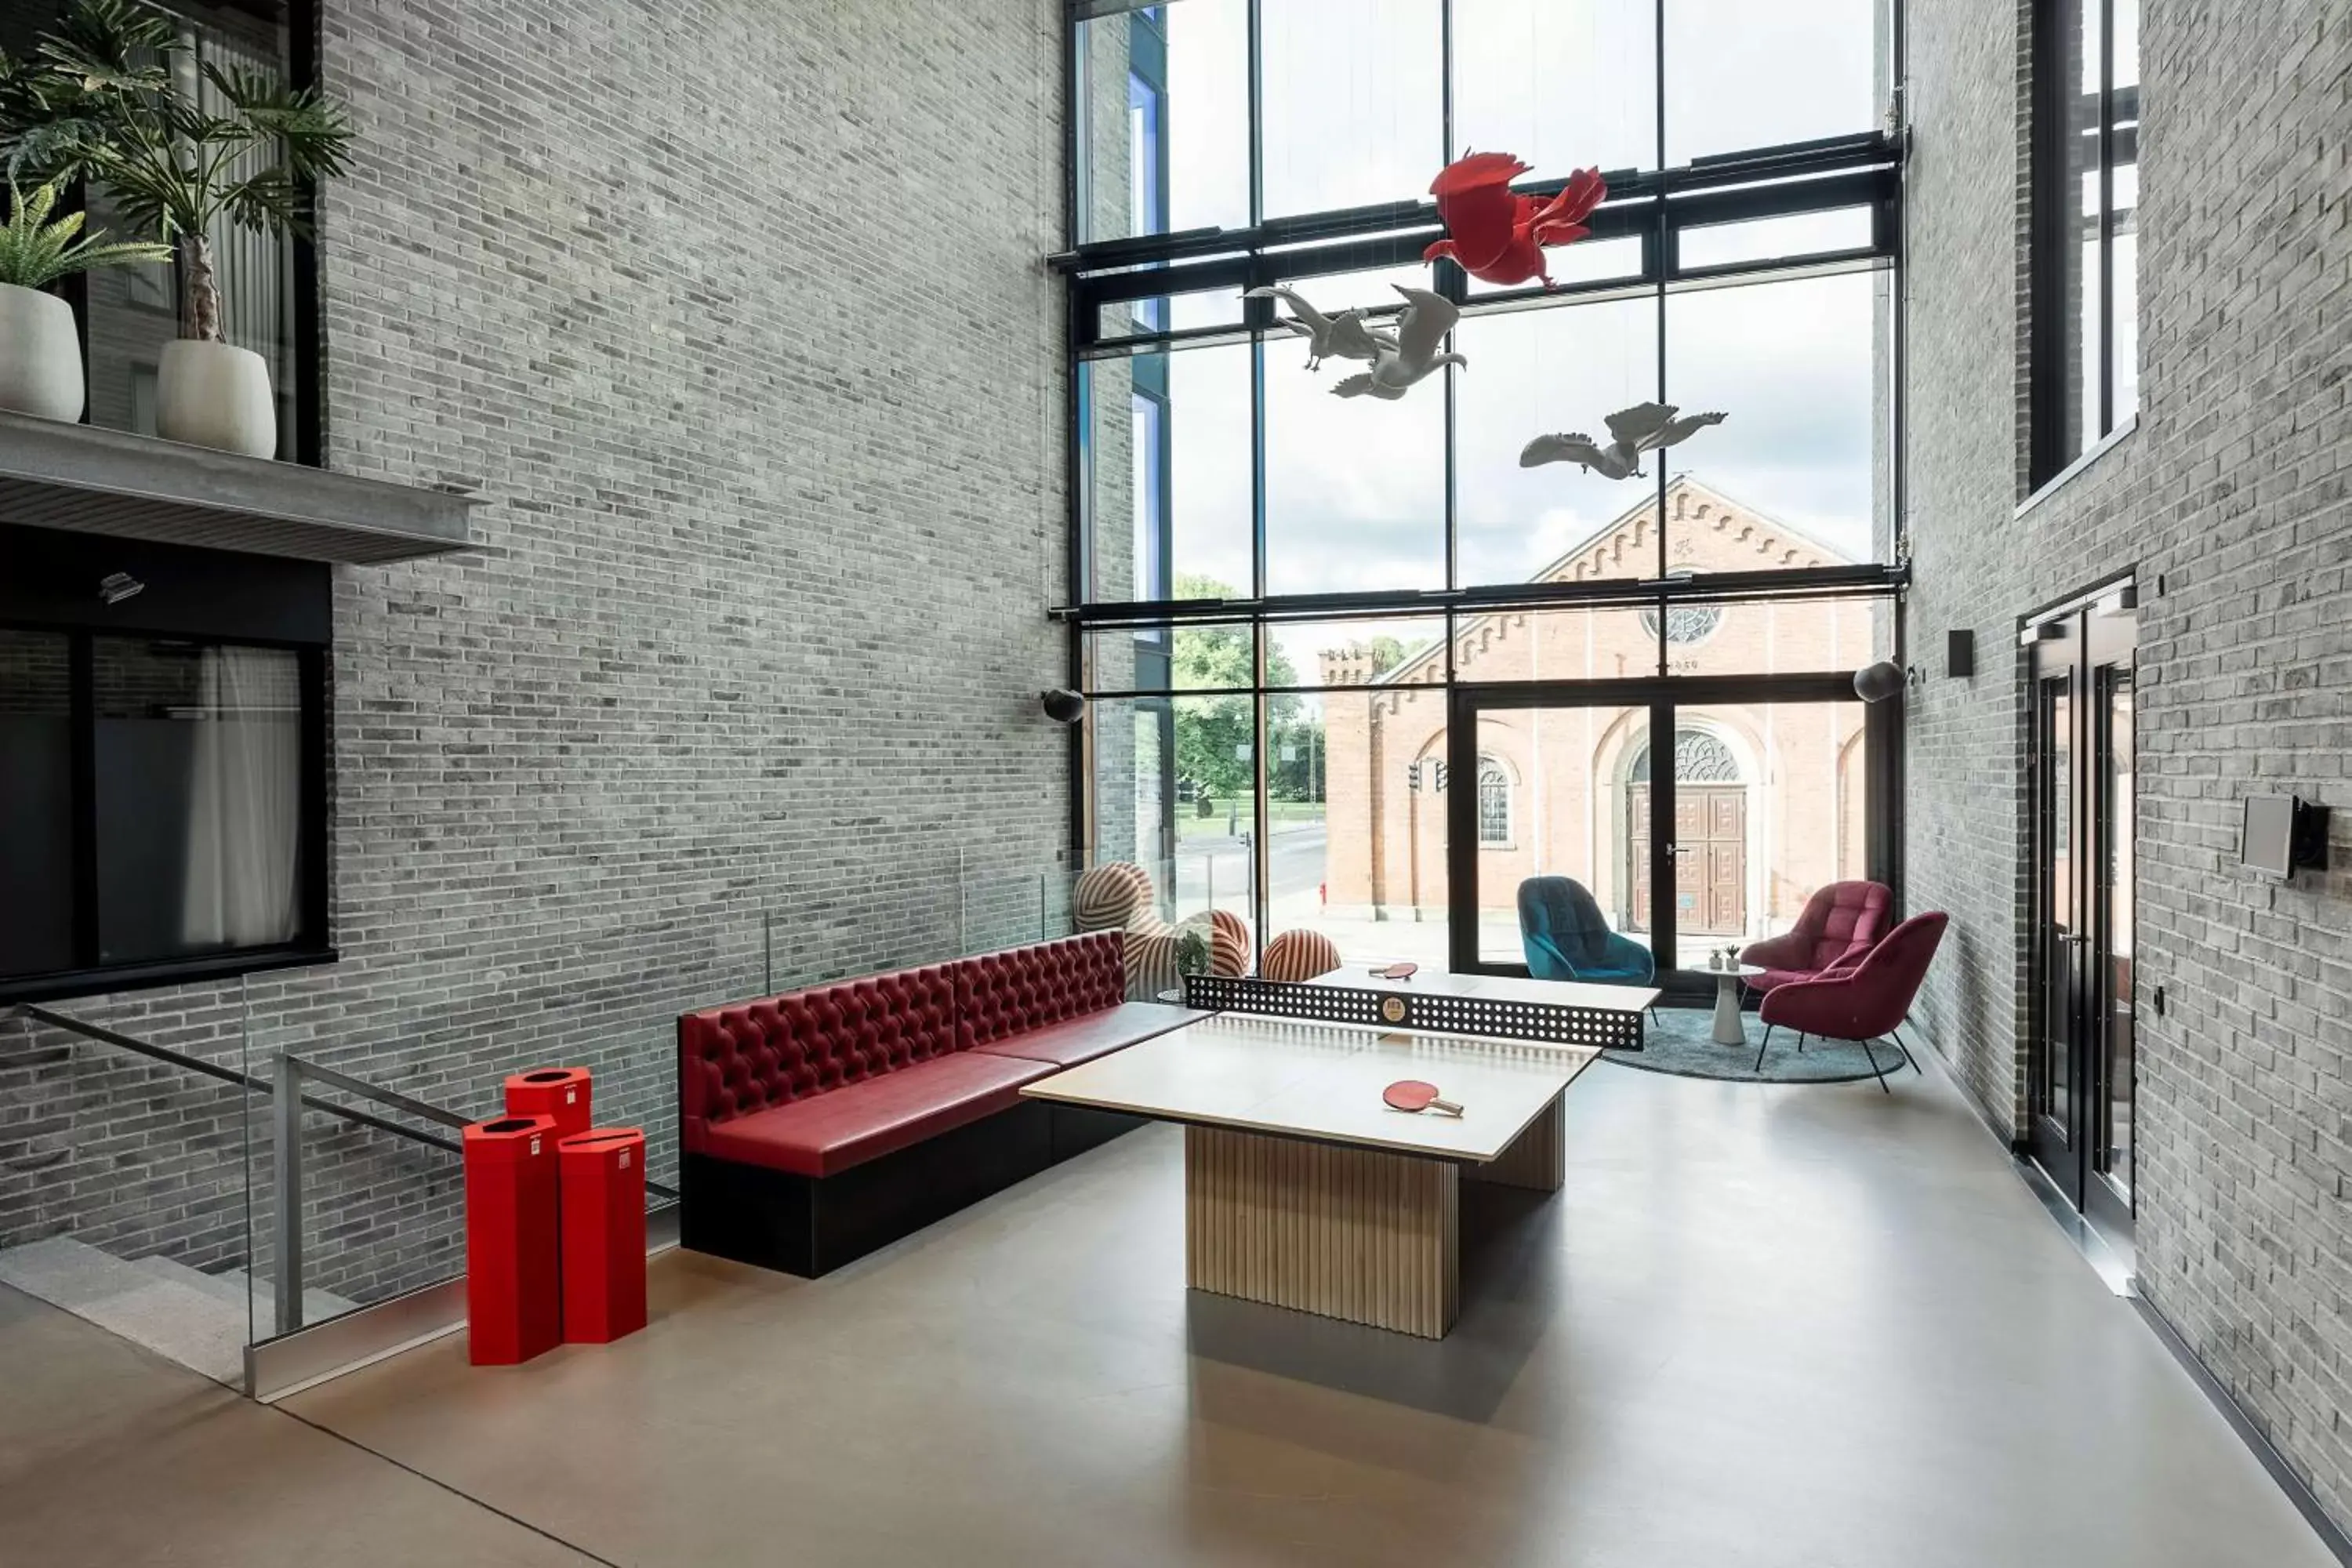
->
[181,646,301,949]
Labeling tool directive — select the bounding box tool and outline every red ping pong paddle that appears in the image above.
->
[1384,1079,1462,1117]
[1373,962,1418,981]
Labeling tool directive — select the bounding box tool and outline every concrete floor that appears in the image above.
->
[0,1283,591,1566]
[5,1043,2336,1568]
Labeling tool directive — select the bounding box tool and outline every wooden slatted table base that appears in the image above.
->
[1465,1093,1566,1192]
[1184,1125,1461,1339]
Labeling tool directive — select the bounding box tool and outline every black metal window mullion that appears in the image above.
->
[1246,0,1264,229]
[1652,0,1671,607]
[1439,0,1460,594]
[1252,688,1270,964]
[2095,0,2115,438]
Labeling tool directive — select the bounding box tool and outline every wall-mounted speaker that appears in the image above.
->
[1947,629,1975,678]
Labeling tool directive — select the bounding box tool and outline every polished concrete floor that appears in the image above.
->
[6,1046,2338,1568]
[0,1283,591,1566]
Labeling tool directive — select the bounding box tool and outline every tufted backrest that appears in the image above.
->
[1798,880,1895,970]
[680,964,959,1149]
[953,931,1126,1049]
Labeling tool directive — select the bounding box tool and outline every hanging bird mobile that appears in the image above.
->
[1424,153,1607,290]
[1519,402,1727,480]
[1330,286,1466,401]
[1243,285,1399,372]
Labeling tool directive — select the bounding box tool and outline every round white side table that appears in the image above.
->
[1705,964,1766,1045]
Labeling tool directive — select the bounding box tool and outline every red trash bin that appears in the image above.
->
[463,1114,563,1366]
[558,1127,648,1345]
[504,1066,592,1141]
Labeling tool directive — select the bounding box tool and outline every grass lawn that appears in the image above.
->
[1175,798,1327,840]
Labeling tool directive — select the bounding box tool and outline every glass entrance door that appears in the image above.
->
[2027,596,2137,1231]
[1449,697,1658,978]
[1449,684,1877,1000]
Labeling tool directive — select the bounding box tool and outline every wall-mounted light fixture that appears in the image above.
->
[1040,689,1086,724]
[1853,659,1905,704]
[97,572,145,604]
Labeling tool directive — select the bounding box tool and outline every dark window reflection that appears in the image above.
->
[93,638,303,964]
[0,630,77,975]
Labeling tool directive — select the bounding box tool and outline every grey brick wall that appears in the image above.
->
[1906,0,2352,1528]
[2,0,1071,1303]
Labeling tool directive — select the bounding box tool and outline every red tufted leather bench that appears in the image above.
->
[679,932,1201,1276]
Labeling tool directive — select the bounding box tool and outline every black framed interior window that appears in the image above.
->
[0,525,333,1002]
[2031,0,2140,484]
[0,625,329,1000]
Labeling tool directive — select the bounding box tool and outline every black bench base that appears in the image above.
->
[683,1101,1147,1279]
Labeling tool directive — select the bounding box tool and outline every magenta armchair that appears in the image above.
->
[1740,880,1894,996]
[1756,912,1947,1090]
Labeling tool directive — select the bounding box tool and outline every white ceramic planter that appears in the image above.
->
[0,281,87,422]
[157,337,277,458]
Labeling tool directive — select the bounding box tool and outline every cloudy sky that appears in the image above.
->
[1087,0,1889,677]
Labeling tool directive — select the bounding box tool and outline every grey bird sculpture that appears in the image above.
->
[1244,285,1399,372]
[1520,401,1727,479]
[1330,286,1465,401]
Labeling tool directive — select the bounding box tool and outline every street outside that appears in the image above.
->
[1171,813,1515,968]
[1170,809,1788,972]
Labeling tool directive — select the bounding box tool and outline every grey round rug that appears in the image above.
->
[1605,1006,1908,1084]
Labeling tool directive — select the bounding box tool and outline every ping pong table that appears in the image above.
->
[1020,1007,1625,1339]
[1183,965,1657,1052]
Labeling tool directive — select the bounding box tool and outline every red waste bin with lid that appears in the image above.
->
[464,1114,562,1365]
[558,1127,648,1344]
[504,1066,592,1141]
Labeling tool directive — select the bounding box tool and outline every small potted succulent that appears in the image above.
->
[0,179,168,420]
[4,0,350,456]
[1174,922,1214,978]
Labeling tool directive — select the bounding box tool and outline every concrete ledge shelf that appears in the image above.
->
[0,410,474,564]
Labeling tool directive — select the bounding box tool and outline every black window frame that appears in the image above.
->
[1057,0,1911,967]
[2028,0,2139,487]
[0,622,332,1004]
[0,522,336,1004]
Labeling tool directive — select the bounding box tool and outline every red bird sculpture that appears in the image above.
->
[1423,153,1607,289]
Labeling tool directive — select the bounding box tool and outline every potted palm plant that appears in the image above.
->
[6,0,350,456]
[0,178,169,419]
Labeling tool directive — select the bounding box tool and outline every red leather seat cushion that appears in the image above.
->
[701,1051,1054,1178]
[971,1000,1204,1069]
[1747,967,1814,994]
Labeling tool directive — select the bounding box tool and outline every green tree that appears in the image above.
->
[1171,575,1299,814]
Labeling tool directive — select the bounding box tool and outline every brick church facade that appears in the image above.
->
[1317,477,1873,954]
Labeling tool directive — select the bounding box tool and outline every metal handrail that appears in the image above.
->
[12,1002,679,1336]
[16,1004,462,1154]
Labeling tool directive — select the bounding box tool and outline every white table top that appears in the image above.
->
[1021,1014,1600,1163]
[1312,966,1661,1014]
[1699,963,1767,980]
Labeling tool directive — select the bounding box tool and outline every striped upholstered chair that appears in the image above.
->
[1072,862,1251,1000]
[1261,929,1342,982]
